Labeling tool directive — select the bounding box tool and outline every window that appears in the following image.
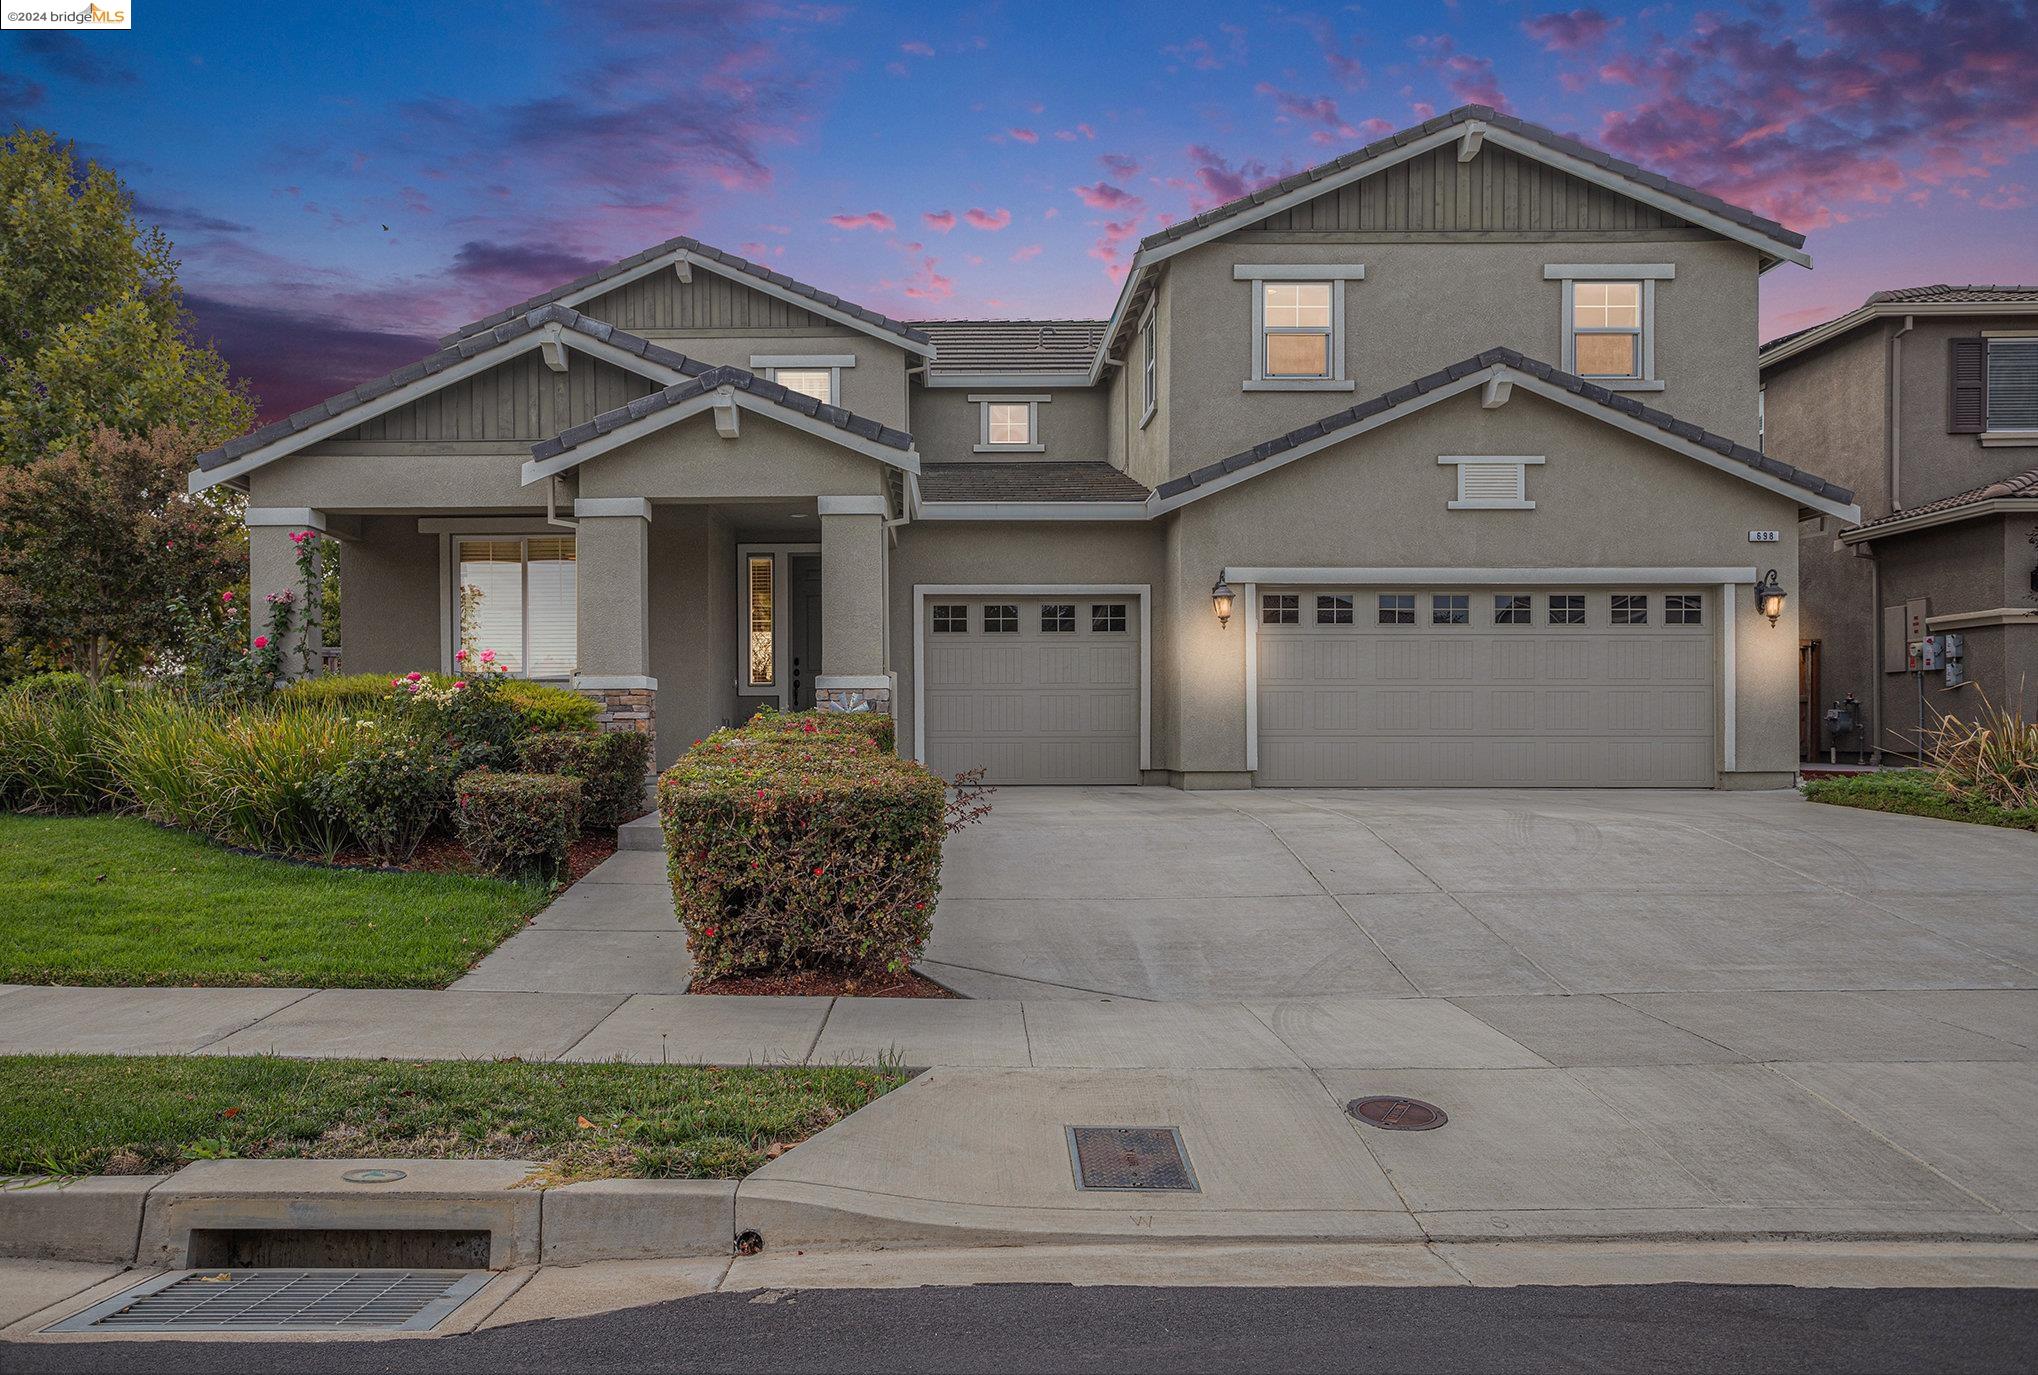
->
[1441,455,1541,510]
[973,396,1046,451]
[1041,603,1075,632]
[1139,307,1157,425]
[1091,603,1127,633]
[1432,594,1469,625]
[1261,593,1299,625]
[1612,594,1649,625]
[1548,594,1586,625]
[1377,594,1415,625]
[1495,594,1531,625]
[932,604,968,633]
[457,536,577,679]
[1261,282,1332,379]
[771,368,834,404]
[1316,594,1353,625]
[984,604,1019,633]
[751,355,853,405]
[1571,281,1642,378]
[1666,594,1703,625]
[745,553,774,685]
[1986,338,2038,432]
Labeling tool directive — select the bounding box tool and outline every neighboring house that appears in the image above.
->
[192,105,1859,790]
[1760,286,2038,763]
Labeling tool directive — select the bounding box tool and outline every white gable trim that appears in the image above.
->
[189,333,690,493]
[519,385,920,486]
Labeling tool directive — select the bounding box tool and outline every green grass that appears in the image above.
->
[1804,769,2038,832]
[0,814,547,987]
[0,1055,904,1179]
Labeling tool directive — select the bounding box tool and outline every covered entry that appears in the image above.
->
[918,590,1145,784]
[1255,585,1716,787]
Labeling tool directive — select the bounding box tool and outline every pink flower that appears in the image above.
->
[452,680,466,689]
[404,671,423,682]
[391,677,402,688]
[221,590,234,604]
[455,649,468,662]
[479,649,496,664]
[253,636,269,649]
[289,530,313,546]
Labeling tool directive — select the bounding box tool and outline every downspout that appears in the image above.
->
[1863,543,1882,765]
[1887,314,1914,510]
[545,476,578,530]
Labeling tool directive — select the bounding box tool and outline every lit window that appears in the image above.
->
[1495,594,1531,625]
[1091,604,1127,633]
[1570,281,1642,378]
[986,402,1033,446]
[1261,282,1332,379]
[1262,594,1299,625]
[771,368,834,404]
[1432,594,1469,625]
[984,604,1019,633]
[1316,594,1353,625]
[932,604,968,633]
[1041,603,1075,633]
[1612,594,1649,625]
[1377,594,1415,625]
[1666,594,1703,626]
[745,554,774,685]
[457,536,577,679]
[1549,594,1586,625]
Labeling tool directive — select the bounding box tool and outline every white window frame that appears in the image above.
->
[1545,264,1672,391]
[970,393,1049,453]
[1235,263,1364,392]
[1138,304,1157,427]
[446,532,578,682]
[1439,454,1544,510]
[1981,331,2038,445]
[734,542,820,705]
[751,353,854,407]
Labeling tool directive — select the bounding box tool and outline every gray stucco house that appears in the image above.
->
[191,105,1859,790]
[1761,286,2038,763]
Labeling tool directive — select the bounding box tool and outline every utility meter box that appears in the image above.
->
[1910,634,1944,672]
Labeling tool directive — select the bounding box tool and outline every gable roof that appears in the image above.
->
[919,461,1148,502]
[1761,284,2038,368]
[442,236,934,356]
[1148,346,1857,520]
[190,304,697,490]
[1841,465,2038,543]
[912,320,1108,379]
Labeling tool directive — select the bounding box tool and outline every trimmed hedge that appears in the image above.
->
[455,770,583,878]
[279,674,601,733]
[660,723,941,978]
[742,706,895,754]
[517,731,653,829]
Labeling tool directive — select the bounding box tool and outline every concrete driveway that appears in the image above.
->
[920,787,2038,1002]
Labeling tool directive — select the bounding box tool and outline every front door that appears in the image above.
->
[788,555,823,710]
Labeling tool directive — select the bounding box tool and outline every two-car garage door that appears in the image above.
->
[1256,586,1716,787]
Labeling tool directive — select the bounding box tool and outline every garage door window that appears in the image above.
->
[1091,604,1127,632]
[1666,594,1702,625]
[1495,594,1531,625]
[1041,604,1076,632]
[1432,594,1469,625]
[1548,594,1585,625]
[985,604,1019,633]
[1316,594,1353,625]
[933,604,968,633]
[1377,594,1415,625]
[1262,594,1299,625]
[1612,594,1649,625]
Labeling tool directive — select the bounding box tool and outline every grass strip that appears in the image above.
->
[1804,770,2038,832]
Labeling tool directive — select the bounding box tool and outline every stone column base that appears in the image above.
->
[577,685,658,805]
[815,685,892,716]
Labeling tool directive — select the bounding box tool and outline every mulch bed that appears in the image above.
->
[688,968,960,998]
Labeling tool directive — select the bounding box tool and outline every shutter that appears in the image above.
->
[1948,337,1986,433]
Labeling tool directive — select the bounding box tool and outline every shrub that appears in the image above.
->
[279,672,600,735]
[659,727,945,979]
[388,667,523,772]
[500,680,602,733]
[516,730,653,829]
[455,770,583,878]
[1,670,92,698]
[0,679,125,814]
[1926,693,2038,812]
[310,729,460,864]
[1804,768,2038,832]
[742,706,895,754]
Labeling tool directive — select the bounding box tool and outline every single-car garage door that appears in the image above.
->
[922,595,1141,784]
[1257,586,1715,787]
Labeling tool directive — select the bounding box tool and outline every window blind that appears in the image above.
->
[1986,339,2038,430]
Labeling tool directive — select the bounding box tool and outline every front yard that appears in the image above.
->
[0,1054,903,1179]
[0,814,546,988]
[1804,770,2038,832]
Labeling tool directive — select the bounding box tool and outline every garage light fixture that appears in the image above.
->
[1211,576,1235,629]
[1756,569,1787,627]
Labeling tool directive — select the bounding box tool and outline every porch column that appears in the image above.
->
[572,500,657,791]
[816,496,892,716]
[245,508,327,678]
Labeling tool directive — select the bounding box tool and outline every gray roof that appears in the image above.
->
[1139,104,1804,255]
[1847,465,2038,535]
[532,363,914,464]
[1866,284,2038,305]
[919,461,1148,503]
[911,320,1108,376]
[196,304,698,471]
[443,236,933,350]
[1152,346,1853,507]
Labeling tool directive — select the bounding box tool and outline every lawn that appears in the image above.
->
[0,1055,904,1179]
[1804,769,2038,832]
[0,814,547,988]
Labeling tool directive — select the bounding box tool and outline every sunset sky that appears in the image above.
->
[4,0,2034,418]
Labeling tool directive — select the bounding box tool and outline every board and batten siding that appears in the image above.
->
[578,271,833,333]
[1252,143,1698,236]
[334,352,663,443]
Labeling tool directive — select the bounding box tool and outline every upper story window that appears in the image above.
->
[773,369,834,403]
[971,394,1046,452]
[1139,306,1157,426]
[1975,336,2038,441]
[457,536,577,680]
[751,354,853,406]
[1545,265,1671,391]
[1235,264,1364,392]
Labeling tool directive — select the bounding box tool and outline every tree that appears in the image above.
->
[0,426,242,678]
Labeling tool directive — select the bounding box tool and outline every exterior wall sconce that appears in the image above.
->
[1755,568,1787,627]
[1211,576,1235,628]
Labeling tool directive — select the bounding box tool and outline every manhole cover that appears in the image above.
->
[1347,1096,1448,1131]
[341,1168,407,1183]
[46,1269,490,1333]
[1066,1126,1199,1191]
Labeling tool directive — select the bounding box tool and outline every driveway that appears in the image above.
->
[920,787,2038,1002]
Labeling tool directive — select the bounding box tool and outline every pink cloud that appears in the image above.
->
[827,210,895,231]
[899,40,935,57]
[1171,144,1297,211]
[1162,24,1248,71]
[963,206,1012,230]
[1073,181,1142,210]
[921,209,956,232]
[1522,9,1616,53]
[1007,127,1039,144]
[1087,216,1145,280]
[897,255,953,301]
[1290,14,1365,88]
[1099,152,1141,179]
[1011,244,1043,262]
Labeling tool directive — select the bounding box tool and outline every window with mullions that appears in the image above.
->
[1260,281,1333,379]
[1432,594,1469,625]
[932,604,968,633]
[1041,603,1075,632]
[1091,604,1127,633]
[457,536,577,679]
[1548,594,1586,625]
[1666,594,1703,625]
[1612,594,1649,625]
[1262,594,1299,625]
[1570,281,1642,379]
[1494,594,1531,625]
[1377,594,1415,625]
[984,604,1019,633]
[1316,594,1353,625]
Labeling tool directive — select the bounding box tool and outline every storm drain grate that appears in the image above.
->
[46,1269,491,1333]
[1067,1126,1199,1191]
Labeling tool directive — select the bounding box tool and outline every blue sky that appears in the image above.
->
[4,0,2033,416]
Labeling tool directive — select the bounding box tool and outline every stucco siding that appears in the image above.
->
[574,412,890,501]
[333,352,662,444]
[1896,315,2038,508]
[336,517,442,674]
[911,385,1111,463]
[250,450,537,511]
[647,507,741,769]
[639,331,911,431]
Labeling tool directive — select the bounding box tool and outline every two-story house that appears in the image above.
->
[191,106,1859,790]
[1761,286,2038,764]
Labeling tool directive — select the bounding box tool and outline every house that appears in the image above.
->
[191,105,1860,790]
[1760,286,2038,763]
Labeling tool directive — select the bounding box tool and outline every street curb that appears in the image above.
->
[0,1176,166,1264]
[541,1179,736,1263]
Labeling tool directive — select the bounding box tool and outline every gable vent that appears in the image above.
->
[1442,455,1541,510]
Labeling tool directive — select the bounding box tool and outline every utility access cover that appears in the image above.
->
[47,1269,490,1333]
[1346,1096,1449,1131]
[1066,1126,1199,1191]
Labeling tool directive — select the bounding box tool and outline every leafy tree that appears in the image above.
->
[0,426,242,679]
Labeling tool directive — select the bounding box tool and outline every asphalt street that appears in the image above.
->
[6,1283,2035,1374]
